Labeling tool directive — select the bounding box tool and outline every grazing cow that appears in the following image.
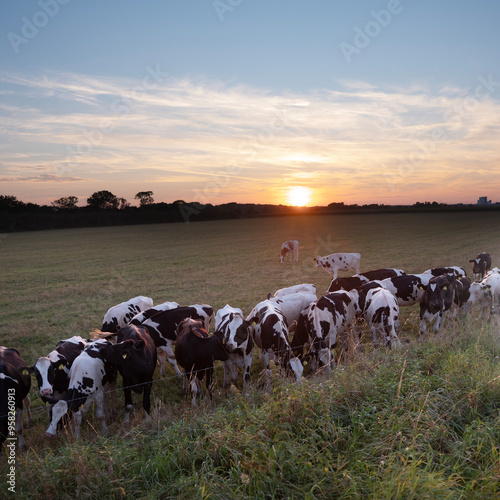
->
[327,268,405,293]
[379,274,433,307]
[452,277,472,319]
[100,325,157,423]
[423,266,467,278]
[313,253,361,279]
[215,305,257,386]
[174,318,228,406]
[130,305,213,377]
[265,291,317,325]
[419,275,456,338]
[101,296,154,333]
[469,252,492,281]
[46,339,117,438]
[127,301,179,325]
[30,336,87,407]
[363,288,400,348]
[280,240,299,263]
[270,283,316,298]
[294,290,360,374]
[0,347,33,450]
[248,300,303,386]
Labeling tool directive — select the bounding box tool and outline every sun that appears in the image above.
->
[285,186,313,207]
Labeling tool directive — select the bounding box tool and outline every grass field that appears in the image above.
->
[1,211,500,498]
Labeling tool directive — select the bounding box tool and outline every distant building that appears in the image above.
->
[477,196,492,206]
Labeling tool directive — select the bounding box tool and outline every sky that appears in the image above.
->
[1,0,500,207]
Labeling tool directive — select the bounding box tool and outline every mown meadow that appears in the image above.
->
[1,210,500,498]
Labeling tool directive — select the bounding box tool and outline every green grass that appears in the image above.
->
[1,211,500,498]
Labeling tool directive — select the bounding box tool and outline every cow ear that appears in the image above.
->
[122,351,131,360]
[133,339,145,350]
[442,285,447,290]
[249,316,259,327]
[418,284,425,291]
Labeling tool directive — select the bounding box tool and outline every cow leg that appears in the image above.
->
[15,405,26,450]
[23,395,33,428]
[189,375,199,407]
[318,347,333,375]
[289,356,303,383]
[142,382,152,422]
[160,345,183,378]
[260,350,272,390]
[157,348,166,377]
[222,360,236,388]
[206,367,214,399]
[94,391,108,437]
[123,387,133,424]
[46,400,68,438]
[243,352,252,385]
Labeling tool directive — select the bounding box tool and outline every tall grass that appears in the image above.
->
[2,212,500,498]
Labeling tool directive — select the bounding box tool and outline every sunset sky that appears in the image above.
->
[1,1,500,207]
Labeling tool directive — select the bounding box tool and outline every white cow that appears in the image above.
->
[314,253,361,279]
[270,283,317,298]
[468,270,500,321]
[258,291,317,326]
[101,296,154,333]
[280,240,299,263]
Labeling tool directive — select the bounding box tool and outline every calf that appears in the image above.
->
[248,300,303,386]
[423,266,467,278]
[469,252,491,281]
[130,304,213,377]
[379,274,433,307]
[102,295,154,333]
[100,325,157,423]
[280,240,299,263]
[453,277,472,319]
[419,275,456,339]
[468,271,500,321]
[363,288,400,348]
[327,269,405,293]
[295,290,360,374]
[215,305,257,386]
[30,336,86,407]
[314,253,361,279]
[0,347,33,450]
[46,339,117,438]
[174,318,228,406]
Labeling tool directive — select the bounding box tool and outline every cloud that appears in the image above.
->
[1,71,500,205]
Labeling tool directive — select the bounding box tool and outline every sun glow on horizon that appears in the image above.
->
[285,186,314,207]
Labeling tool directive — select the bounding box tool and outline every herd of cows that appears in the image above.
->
[1,246,499,450]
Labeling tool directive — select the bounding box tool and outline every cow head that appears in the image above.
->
[30,355,69,398]
[420,275,455,313]
[223,314,258,352]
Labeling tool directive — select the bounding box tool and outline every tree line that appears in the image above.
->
[1,190,496,233]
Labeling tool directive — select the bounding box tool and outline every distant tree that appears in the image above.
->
[118,197,130,210]
[52,196,78,210]
[87,190,119,209]
[135,191,154,206]
[0,194,24,210]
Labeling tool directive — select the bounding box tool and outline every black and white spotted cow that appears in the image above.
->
[130,304,214,377]
[174,318,228,406]
[127,300,179,325]
[45,339,118,439]
[296,290,361,374]
[313,253,361,279]
[280,240,299,263]
[452,277,472,319]
[327,268,405,293]
[419,275,456,339]
[379,274,433,307]
[363,288,400,348]
[468,269,500,321]
[0,347,33,450]
[469,252,491,281]
[248,300,303,386]
[101,296,154,333]
[215,305,257,386]
[423,266,467,278]
[100,325,157,423]
[30,336,87,407]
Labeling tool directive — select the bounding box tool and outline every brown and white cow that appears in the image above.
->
[314,253,361,279]
[280,240,299,263]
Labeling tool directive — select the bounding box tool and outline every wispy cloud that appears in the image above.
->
[1,71,500,205]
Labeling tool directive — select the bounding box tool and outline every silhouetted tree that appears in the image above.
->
[135,191,154,206]
[0,195,24,210]
[87,190,119,209]
[118,197,130,210]
[52,196,78,210]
